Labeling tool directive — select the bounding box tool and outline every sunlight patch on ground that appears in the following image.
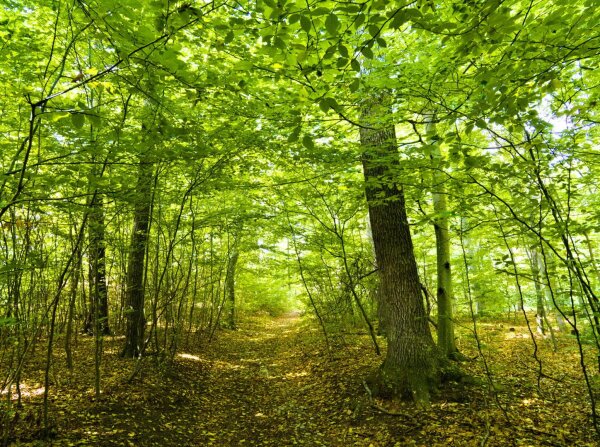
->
[1,382,45,399]
[504,331,531,340]
[178,353,201,361]
[245,333,277,342]
[284,370,309,379]
[212,359,244,370]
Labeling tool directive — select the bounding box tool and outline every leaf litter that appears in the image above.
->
[1,315,598,446]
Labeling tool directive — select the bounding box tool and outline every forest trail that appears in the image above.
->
[54,314,379,447]
[188,314,344,446]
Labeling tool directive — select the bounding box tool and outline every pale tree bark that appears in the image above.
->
[428,137,458,358]
[529,248,546,335]
[360,101,441,403]
[433,189,457,357]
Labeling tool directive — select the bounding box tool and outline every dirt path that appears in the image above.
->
[192,315,340,446]
[78,315,373,446]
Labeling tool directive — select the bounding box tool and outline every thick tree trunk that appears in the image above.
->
[122,158,153,358]
[360,103,440,403]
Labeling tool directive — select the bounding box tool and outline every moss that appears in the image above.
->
[366,360,441,405]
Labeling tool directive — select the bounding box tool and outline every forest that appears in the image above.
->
[1,0,599,445]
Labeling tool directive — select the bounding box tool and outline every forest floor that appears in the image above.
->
[1,313,599,446]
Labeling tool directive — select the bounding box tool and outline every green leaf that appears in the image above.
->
[325,14,340,34]
[351,58,361,72]
[361,46,374,59]
[319,97,339,113]
[310,7,329,16]
[300,15,311,33]
[368,24,379,38]
[354,13,365,28]
[338,44,349,58]
[48,111,70,122]
[234,60,254,70]
[336,57,348,68]
[302,135,315,150]
[288,126,301,142]
[71,113,85,129]
[224,31,235,44]
[89,114,102,128]
[349,79,360,92]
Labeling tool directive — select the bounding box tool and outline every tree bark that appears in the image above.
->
[84,194,110,335]
[224,249,239,329]
[121,158,153,358]
[429,139,458,358]
[360,102,440,403]
[530,248,546,335]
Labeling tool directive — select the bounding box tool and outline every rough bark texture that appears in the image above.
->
[122,159,153,358]
[360,103,440,402]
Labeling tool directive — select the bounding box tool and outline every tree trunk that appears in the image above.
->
[224,249,239,329]
[530,248,546,335]
[65,243,81,369]
[433,194,457,357]
[430,142,458,358]
[122,158,153,358]
[360,102,440,403]
[85,194,110,335]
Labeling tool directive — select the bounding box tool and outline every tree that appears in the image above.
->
[122,148,154,358]
[84,194,110,336]
[224,248,239,330]
[360,100,440,402]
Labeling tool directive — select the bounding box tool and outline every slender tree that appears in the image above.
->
[224,248,239,330]
[122,151,154,358]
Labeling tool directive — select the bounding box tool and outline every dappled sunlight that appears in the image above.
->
[1,382,45,399]
[244,332,277,343]
[178,353,201,361]
[284,370,309,379]
[212,359,245,371]
[504,331,532,340]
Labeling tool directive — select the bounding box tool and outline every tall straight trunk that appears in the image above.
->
[360,102,440,402]
[530,248,546,335]
[122,157,153,358]
[460,217,484,315]
[224,249,239,329]
[433,190,457,357]
[65,243,81,369]
[429,140,458,358]
[85,194,110,335]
